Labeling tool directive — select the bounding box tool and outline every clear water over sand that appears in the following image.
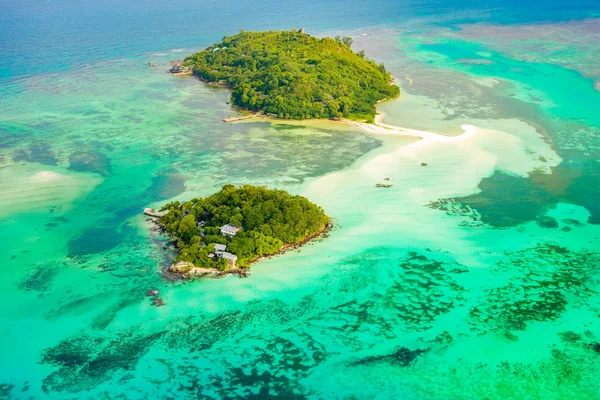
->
[1,2,599,399]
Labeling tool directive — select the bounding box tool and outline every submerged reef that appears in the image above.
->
[350,346,429,367]
[41,330,166,393]
[12,143,59,166]
[469,244,600,333]
[383,252,468,331]
[36,243,599,396]
[68,150,111,176]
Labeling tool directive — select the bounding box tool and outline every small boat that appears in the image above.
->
[153,297,166,307]
[146,289,159,297]
[375,183,393,188]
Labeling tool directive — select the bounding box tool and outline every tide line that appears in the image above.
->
[347,112,478,144]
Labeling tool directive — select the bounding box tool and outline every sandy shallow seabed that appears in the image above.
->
[0,163,103,217]
[303,108,562,246]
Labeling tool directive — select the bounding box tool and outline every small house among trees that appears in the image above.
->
[214,243,227,256]
[158,185,330,269]
[220,224,241,236]
[221,252,238,267]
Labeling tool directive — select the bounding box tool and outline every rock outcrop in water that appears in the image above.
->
[168,60,191,76]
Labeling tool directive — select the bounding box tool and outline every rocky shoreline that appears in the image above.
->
[168,260,250,279]
[243,220,332,268]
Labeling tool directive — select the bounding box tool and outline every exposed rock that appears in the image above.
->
[169,60,192,75]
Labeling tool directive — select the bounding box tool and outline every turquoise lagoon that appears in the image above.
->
[1,1,600,399]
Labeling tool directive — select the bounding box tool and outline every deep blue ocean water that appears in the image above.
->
[2,0,599,81]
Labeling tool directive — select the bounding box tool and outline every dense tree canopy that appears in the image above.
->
[159,185,330,269]
[183,30,399,122]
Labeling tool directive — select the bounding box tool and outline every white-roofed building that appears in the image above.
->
[220,224,241,236]
[221,252,238,267]
[214,243,227,257]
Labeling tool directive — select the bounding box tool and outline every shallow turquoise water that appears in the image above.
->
[1,2,600,399]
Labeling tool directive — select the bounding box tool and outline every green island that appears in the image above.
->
[182,29,399,122]
[156,185,331,277]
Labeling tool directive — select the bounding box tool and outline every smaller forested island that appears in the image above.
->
[155,185,331,277]
[182,29,399,122]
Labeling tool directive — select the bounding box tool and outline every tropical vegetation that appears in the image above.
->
[158,185,330,269]
[183,30,399,122]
